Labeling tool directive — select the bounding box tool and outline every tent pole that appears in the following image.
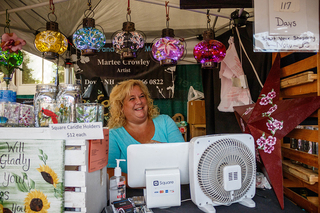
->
[134,0,231,20]
[0,0,70,15]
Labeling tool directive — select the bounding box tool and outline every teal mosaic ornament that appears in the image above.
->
[73,27,106,52]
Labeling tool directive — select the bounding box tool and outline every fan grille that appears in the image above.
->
[197,137,255,204]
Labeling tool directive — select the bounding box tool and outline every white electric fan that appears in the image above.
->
[189,134,256,213]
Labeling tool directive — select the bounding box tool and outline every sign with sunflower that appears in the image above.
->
[0,139,65,213]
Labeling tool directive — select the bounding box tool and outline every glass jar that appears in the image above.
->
[34,84,57,127]
[0,75,16,102]
[56,84,82,123]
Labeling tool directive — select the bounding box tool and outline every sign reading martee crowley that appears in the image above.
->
[74,43,176,99]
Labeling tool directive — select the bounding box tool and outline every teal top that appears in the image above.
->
[107,114,185,173]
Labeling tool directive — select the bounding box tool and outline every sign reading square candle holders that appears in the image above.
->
[49,122,104,140]
[254,0,319,52]
[0,139,65,212]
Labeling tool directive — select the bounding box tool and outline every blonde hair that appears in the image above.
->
[108,79,159,129]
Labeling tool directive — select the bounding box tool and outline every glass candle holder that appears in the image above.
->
[97,103,104,123]
[75,103,104,123]
[0,102,8,127]
[5,102,20,127]
[19,104,35,127]
[38,102,59,127]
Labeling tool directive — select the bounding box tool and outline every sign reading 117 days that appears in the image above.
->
[0,139,65,213]
[254,0,319,52]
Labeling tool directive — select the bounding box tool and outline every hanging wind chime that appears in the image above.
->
[193,10,226,69]
[34,0,68,59]
[111,0,145,59]
[151,1,186,66]
[73,0,106,55]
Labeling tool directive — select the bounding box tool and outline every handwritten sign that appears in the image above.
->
[49,122,104,140]
[269,0,307,35]
[0,139,65,212]
[254,0,319,52]
[274,0,300,12]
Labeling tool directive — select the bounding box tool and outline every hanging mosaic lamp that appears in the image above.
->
[73,0,106,55]
[0,11,26,78]
[111,0,145,59]
[34,3,68,60]
[193,11,226,69]
[0,49,23,67]
[151,2,185,66]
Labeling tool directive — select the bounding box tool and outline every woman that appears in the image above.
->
[107,79,184,175]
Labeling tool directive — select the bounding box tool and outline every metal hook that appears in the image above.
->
[165,1,170,29]
[47,12,57,22]
[206,10,211,29]
[4,9,11,33]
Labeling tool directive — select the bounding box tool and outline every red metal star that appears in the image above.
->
[234,53,320,209]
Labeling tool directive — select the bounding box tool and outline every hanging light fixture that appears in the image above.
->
[151,2,186,66]
[193,10,226,69]
[73,0,106,55]
[34,0,68,59]
[0,11,26,79]
[111,0,145,59]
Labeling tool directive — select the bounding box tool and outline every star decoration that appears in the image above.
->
[234,53,320,209]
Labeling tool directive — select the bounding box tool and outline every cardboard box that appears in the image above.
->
[188,100,206,124]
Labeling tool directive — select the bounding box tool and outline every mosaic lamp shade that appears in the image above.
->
[0,49,23,67]
[34,21,68,59]
[193,29,226,69]
[112,21,145,60]
[73,18,106,55]
[151,28,186,66]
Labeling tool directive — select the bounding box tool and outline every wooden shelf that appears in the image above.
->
[283,186,318,213]
[282,160,318,184]
[277,51,320,213]
[282,147,318,168]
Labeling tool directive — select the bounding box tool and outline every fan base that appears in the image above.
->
[197,204,216,213]
[238,197,255,208]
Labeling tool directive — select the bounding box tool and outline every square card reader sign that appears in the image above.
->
[49,122,104,140]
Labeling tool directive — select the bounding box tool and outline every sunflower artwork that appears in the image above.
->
[0,139,65,212]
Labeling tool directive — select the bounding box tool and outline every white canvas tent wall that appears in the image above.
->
[0,0,253,65]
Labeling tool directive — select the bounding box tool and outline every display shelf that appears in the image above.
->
[190,124,206,139]
[276,52,320,213]
[282,160,318,184]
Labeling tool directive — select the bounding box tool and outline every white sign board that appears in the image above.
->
[49,122,104,140]
[254,0,319,52]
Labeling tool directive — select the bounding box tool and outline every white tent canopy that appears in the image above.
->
[0,0,253,64]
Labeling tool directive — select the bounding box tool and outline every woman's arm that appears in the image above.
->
[164,115,185,142]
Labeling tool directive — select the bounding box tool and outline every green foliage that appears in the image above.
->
[12,173,35,193]
[21,50,39,84]
[54,182,64,198]
[38,149,48,165]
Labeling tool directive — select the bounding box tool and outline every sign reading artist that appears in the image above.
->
[75,43,176,99]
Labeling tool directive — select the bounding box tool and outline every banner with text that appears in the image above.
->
[74,43,176,99]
